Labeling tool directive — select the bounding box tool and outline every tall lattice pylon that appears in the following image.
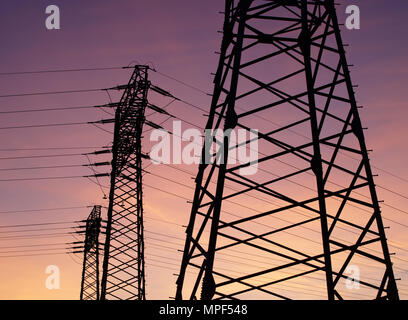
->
[100,66,149,300]
[80,205,102,300]
[176,0,399,300]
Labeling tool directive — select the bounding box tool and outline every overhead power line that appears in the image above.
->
[0,175,88,182]
[0,152,87,160]
[0,66,132,76]
[0,88,105,98]
[0,221,77,229]
[0,121,90,130]
[0,226,74,234]
[0,146,103,151]
[0,161,110,171]
[0,205,92,214]
[152,69,209,96]
[0,103,115,114]
[0,247,70,255]
[0,164,85,171]
[0,252,69,258]
[0,118,116,131]
[0,231,72,240]
[0,242,70,250]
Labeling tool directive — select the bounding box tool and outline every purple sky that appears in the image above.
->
[0,0,407,299]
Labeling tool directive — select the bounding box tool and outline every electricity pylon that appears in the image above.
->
[176,0,399,300]
[100,66,149,300]
[80,205,102,300]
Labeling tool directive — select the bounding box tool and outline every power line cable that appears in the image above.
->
[0,66,131,76]
[0,152,85,160]
[0,221,76,228]
[0,205,92,214]
[0,146,104,151]
[0,232,73,240]
[0,121,91,130]
[0,226,74,234]
[0,242,70,250]
[0,88,105,98]
[0,252,69,258]
[0,175,85,182]
[0,104,113,114]
[0,247,70,254]
[0,164,85,171]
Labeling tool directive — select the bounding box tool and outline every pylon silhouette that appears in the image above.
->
[100,66,149,300]
[80,205,102,300]
[176,0,399,300]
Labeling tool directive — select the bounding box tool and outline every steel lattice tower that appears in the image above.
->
[80,205,102,300]
[100,66,149,300]
[176,0,399,300]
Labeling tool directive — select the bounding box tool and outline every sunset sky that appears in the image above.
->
[0,0,407,300]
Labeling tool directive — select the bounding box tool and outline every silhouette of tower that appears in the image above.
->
[80,205,102,300]
[176,0,399,300]
[100,66,149,300]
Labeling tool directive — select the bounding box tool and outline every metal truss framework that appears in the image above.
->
[176,0,399,300]
[100,66,149,300]
[80,205,102,300]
